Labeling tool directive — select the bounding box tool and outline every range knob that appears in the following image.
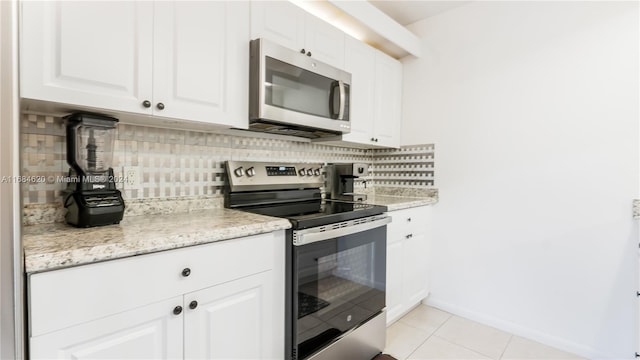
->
[234,167,244,177]
[313,168,321,176]
[246,167,256,177]
[306,169,313,176]
[298,168,306,176]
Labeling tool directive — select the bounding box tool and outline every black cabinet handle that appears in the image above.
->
[300,49,306,55]
[406,234,413,239]
[156,102,165,110]
[307,51,312,57]
[371,137,375,142]
[142,100,151,108]
[181,268,191,277]
[375,138,379,142]
[189,300,198,310]
[407,218,412,222]
[173,306,183,315]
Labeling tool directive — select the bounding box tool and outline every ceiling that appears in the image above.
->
[369,0,472,26]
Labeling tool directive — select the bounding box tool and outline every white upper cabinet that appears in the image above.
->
[335,35,402,148]
[250,1,305,52]
[303,14,346,69]
[342,36,376,144]
[153,1,249,128]
[250,1,345,68]
[373,51,402,148]
[20,1,249,129]
[20,1,154,115]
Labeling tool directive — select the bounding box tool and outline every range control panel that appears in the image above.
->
[226,161,324,192]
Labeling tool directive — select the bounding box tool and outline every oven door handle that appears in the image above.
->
[293,216,391,246]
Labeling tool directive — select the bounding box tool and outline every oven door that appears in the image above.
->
[288,215,390,360]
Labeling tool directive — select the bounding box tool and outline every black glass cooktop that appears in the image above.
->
[285,200,387,229]
[226,188,387,229]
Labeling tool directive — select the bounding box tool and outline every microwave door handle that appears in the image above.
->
[329,81,339,119]
[338,80,346,120]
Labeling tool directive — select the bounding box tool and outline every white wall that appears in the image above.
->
[402,1,639,358]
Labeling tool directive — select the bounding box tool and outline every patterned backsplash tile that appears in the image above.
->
[20,113,436,224]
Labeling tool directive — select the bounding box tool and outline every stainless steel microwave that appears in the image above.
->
[249,38,351,139]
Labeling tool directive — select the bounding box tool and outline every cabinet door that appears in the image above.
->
[30,297,183,360]
[250,1,305,51]
[153,1,249,128]
[20,1,153,114]
[403,232,429,306]
[342,36,375,144]
[373,51,402,148]
[304,14,345,68]
[184,271,279,360]
[386,237,405,325]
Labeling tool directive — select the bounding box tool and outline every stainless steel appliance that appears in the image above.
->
[225,161,389,360]
[249,38,351,139]
[326,163,369,202]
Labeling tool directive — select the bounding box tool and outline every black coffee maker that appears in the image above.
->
[326,163,369,202]
[63,113,125,227]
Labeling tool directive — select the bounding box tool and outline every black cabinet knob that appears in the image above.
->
[371,137,375,142]
[307,51,312,57]
[375,138,379,142]
[189,300,198,310]
[142,100,151,108]
[407,218,412,222]
[182,268,191,277]
[173,306,183,315]
[156,102,165,110]
[300,49,306,54]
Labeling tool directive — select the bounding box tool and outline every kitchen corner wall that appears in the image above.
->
[401,2,639,359]
[21,113,435,224]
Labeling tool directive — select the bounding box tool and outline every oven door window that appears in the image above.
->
[294,226,386,359]
[265,57,349,120]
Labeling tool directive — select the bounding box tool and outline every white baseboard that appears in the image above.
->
[423,296,615,360]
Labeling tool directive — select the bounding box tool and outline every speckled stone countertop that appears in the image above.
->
[23,209,291,274]
[360,186,438,211]
[366,195,438,211]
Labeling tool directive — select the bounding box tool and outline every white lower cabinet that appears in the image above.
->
[184,271,275,359]
[386,206,432,325]
[28,231,284,360]
[30,296,184,359]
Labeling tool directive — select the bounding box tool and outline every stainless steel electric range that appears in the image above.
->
[225,161,390,360]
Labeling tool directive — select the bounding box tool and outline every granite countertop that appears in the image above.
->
[366,194,438,211]
[23,209,291,274]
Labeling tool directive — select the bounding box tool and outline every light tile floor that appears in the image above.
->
[385,305,586,360]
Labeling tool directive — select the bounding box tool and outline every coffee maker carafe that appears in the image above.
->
[326,163,369,202]
[63,113,125,227]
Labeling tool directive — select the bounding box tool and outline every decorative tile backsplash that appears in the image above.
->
[21,113,435,223]
[372,145,435,188]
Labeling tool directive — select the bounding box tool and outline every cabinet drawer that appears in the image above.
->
[387,206,430,238]
[29,231,280,337]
